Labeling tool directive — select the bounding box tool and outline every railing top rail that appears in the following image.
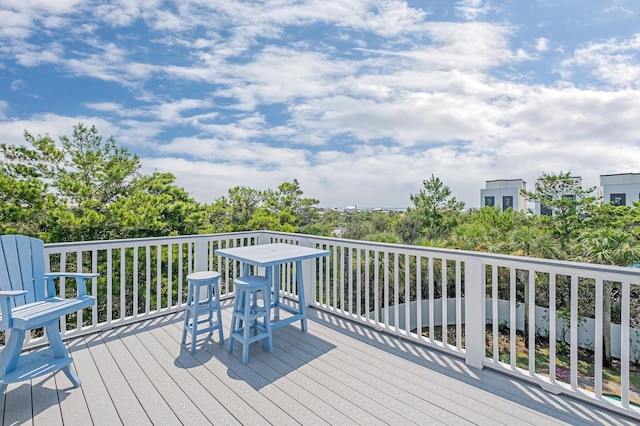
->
[43,231,260,251]
[260,231,640,279]
[42,230,640,279]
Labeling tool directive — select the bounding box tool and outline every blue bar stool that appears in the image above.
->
[181,271,224,354]
[228,275,273,364]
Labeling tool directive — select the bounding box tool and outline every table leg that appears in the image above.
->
[296,261,307,332]
[272,264,280,319]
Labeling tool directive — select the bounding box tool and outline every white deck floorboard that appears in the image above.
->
[2,304,638,425]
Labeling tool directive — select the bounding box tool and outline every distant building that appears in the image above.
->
[598,173,640,206]
[535,176,582,216]
[480,179,526,211]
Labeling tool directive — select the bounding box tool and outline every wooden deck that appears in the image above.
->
[1,303,637,425]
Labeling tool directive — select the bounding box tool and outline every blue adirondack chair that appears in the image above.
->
[0,235,98,393]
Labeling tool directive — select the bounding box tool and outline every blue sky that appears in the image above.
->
[1,0,639,208]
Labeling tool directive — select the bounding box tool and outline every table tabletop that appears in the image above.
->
[214,243,330,267]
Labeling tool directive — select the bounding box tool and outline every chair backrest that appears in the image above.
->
[0,235,47,307]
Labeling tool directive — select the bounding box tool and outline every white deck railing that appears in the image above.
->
[34,231,639,418]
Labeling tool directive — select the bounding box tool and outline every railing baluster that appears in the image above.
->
[528,268,536,375]
[510,267,516,369]
[405,254,410,335]
[455,260,461,350]
[365,249,370,324]
[374,250,379,325]
[394,252,399,331]
[384,251,389,329]
[428,256,434,344]
[416,256,422,341]
[120,247,126,320]
[595,277,603,399]
[492,265,498,363]
[442,258,447,346]
[621,280,630,408]
[107,248,112,324]
[133,246,139,317]
[335,245,340,310]
[549,273,557,385]
[356,248,362,317]
[570,274,579,390]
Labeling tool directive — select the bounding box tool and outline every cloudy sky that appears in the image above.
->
[1,0,639,208]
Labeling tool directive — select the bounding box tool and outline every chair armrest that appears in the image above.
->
[44,272,100,298]
[0,290,27,329]
[0,290,28,297]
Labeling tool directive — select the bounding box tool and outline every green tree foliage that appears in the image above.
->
[0,165,53,237]
[409,174,465,239]
[394,211,423,245]
[200,180,321,234]
[1,124,202,241]
[521,171,596,249]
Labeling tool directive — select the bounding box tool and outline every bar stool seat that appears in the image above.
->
[228,275,273,364]
[181,271,224,354]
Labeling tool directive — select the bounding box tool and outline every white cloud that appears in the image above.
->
[2,1,640,208]
[0,101,8,120]
[0,114,118,147]
[10,80,24,91]
[535,37,549,52]
[455,0,491,21]
[560,34,640,89]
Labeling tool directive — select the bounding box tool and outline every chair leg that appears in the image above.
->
[0,328,25,377]
[45,321,81,387]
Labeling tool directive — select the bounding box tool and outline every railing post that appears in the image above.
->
[194,237,209,271]
[300,238,315,306]
[465,258,485,370]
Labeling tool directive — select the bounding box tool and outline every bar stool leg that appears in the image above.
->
[263,286,274,352]
[242,289,251,364]
[214,279,224,343]
[191,282,200,354]
[181,283,194,347]
[228,292,240,353]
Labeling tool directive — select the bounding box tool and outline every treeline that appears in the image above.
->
[2,124,640,271]
[337,173,640,267]
[0,124,323,242]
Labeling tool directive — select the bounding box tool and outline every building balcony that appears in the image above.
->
[2,231,638,423]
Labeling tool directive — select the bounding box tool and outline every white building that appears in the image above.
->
[480,179,526,211]
[598,173,640,206]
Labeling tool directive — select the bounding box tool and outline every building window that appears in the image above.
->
[484,196,495,207]
[540,194,552,216]
[502,196,513,211]
[610,193,626,206]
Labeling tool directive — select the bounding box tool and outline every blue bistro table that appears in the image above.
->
[215,243,330,332]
